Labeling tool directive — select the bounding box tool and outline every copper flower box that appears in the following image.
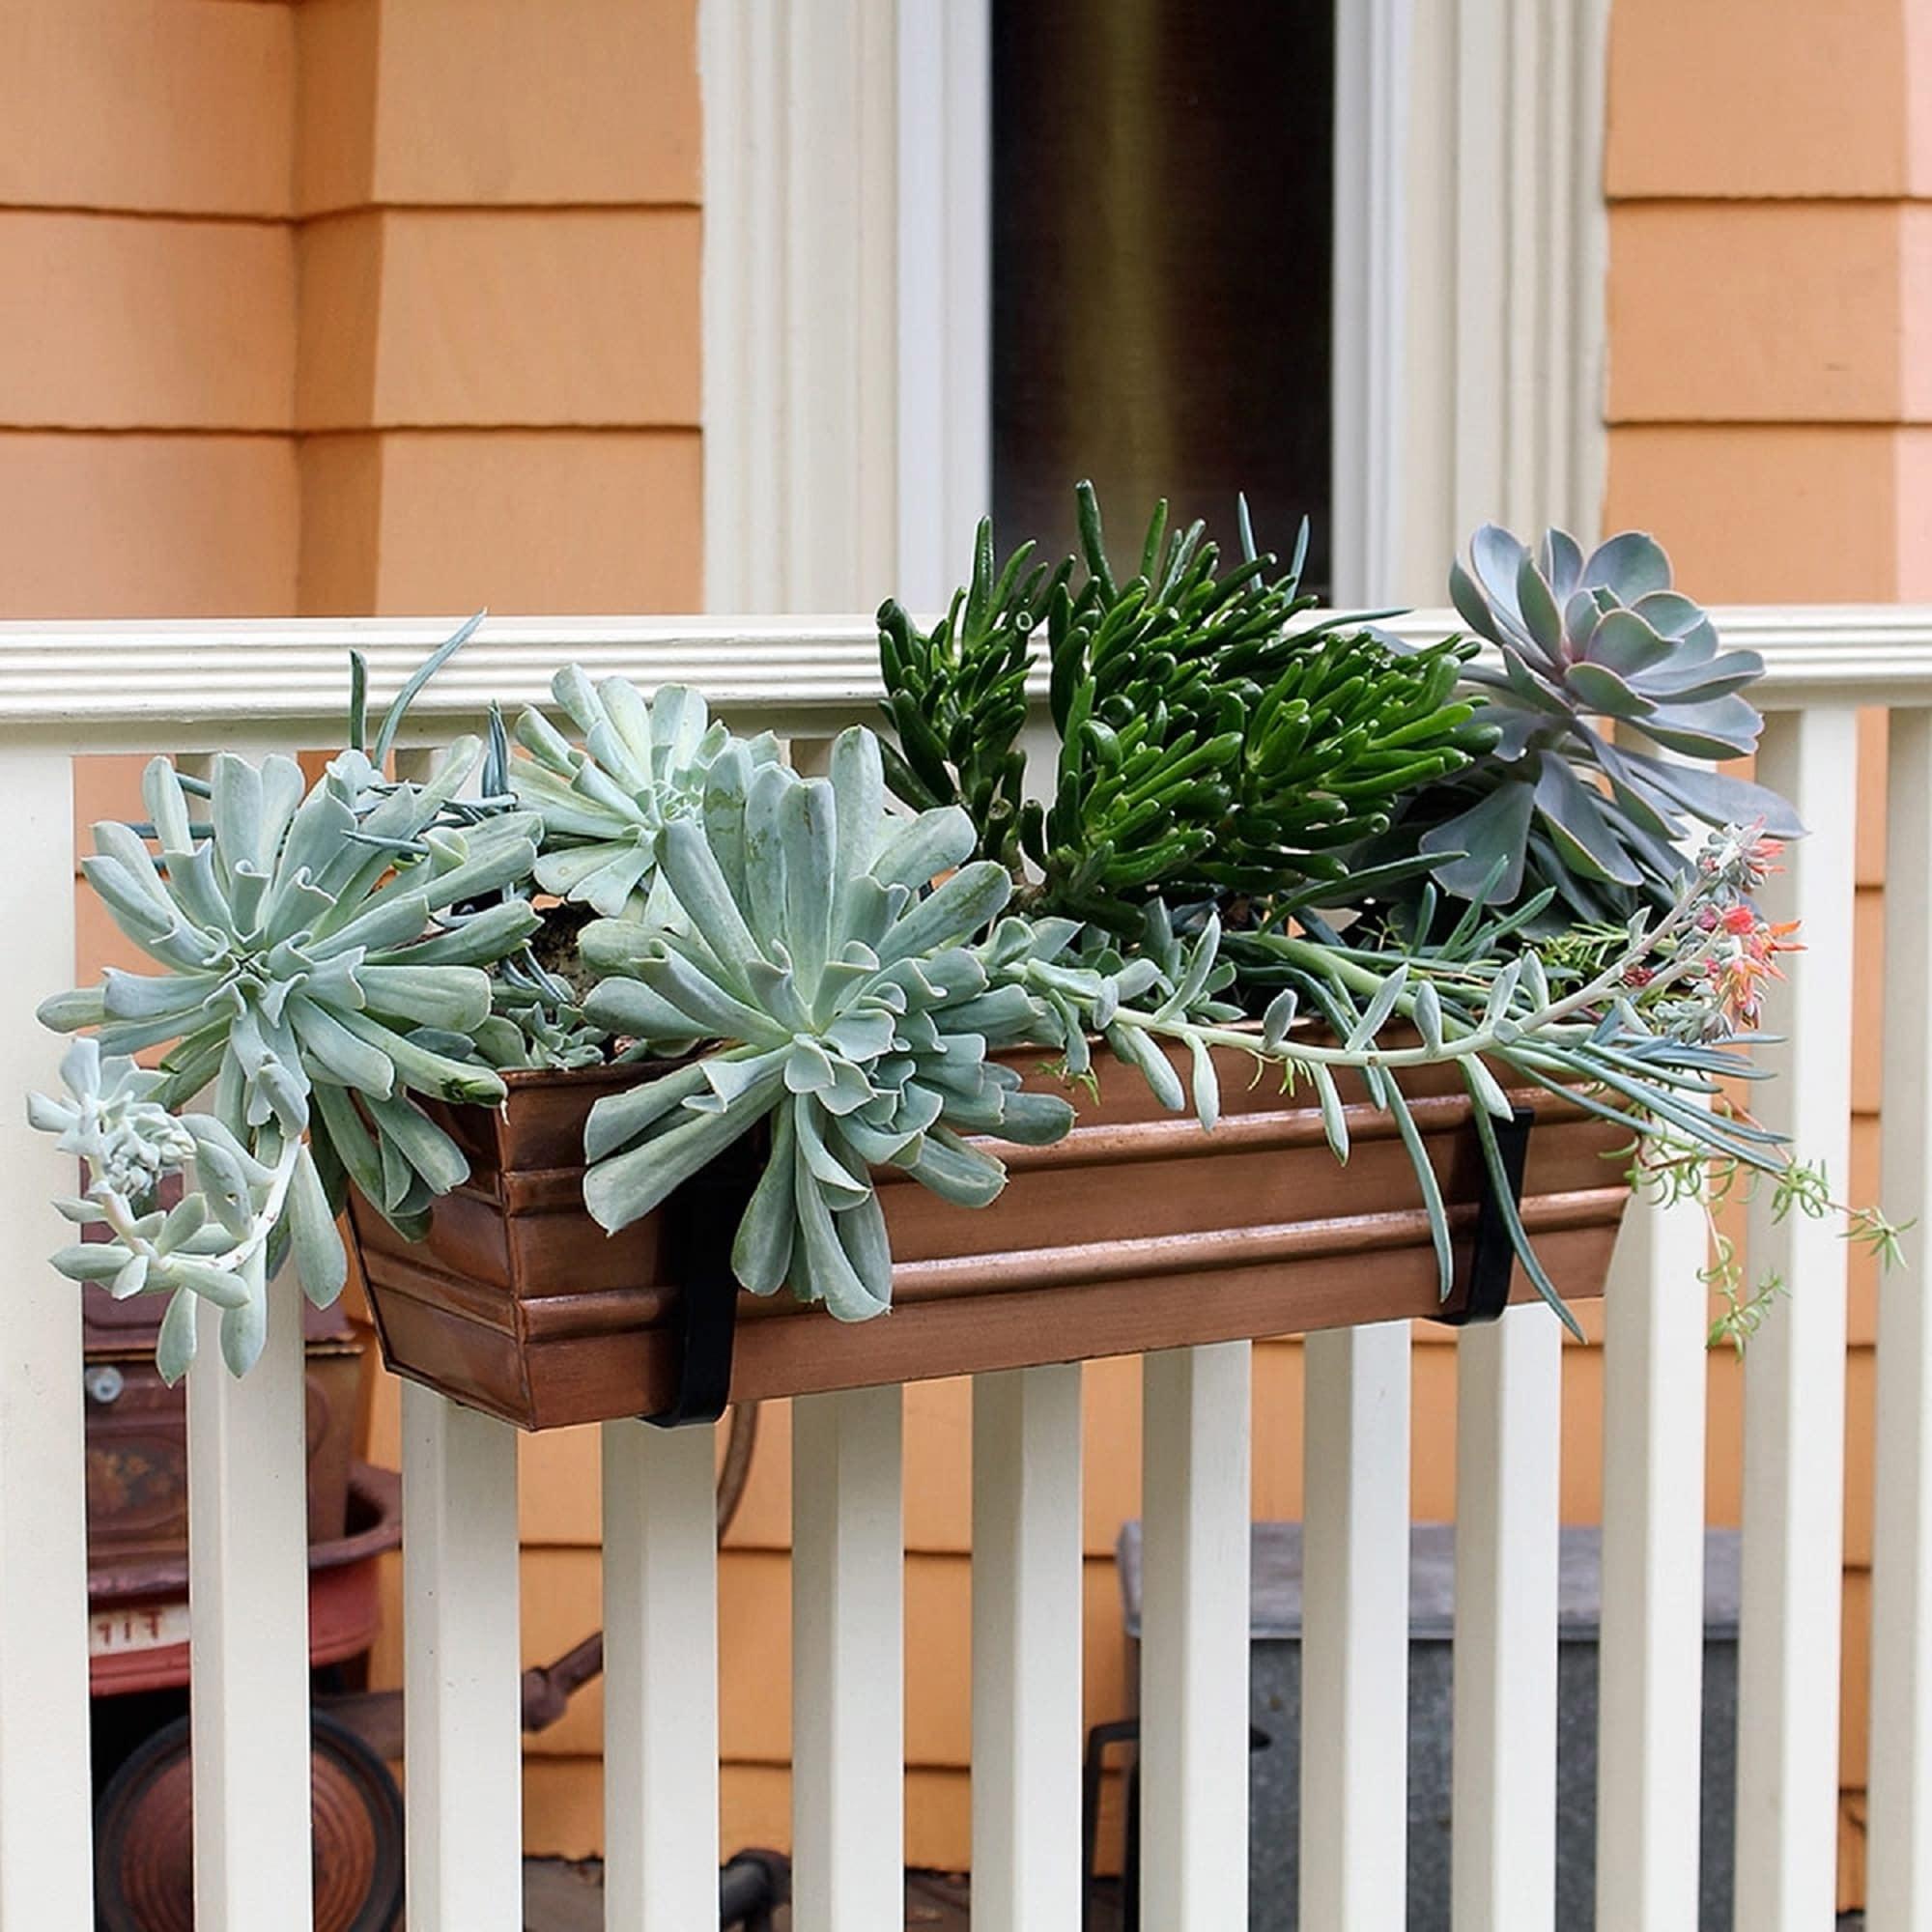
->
[349,1045,1630,1432]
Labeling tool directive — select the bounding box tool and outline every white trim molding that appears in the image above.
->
[0,607,1919,747]
[1331,0,1412,607]
[700,0,990,615]
[895,0,992,611]
[707,3,1608,615]
[1333,0,1611,604]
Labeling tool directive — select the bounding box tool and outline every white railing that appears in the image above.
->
[0,607,1916,1930]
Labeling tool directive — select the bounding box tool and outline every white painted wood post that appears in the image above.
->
[1299,1321,1412,1930]
[971,1364,1084,1931]
[187,1273,314,1931]
[791,1384,905,1932]
[1596,1185,1712,1932]
[1733,706,1859,1932]
[602,1418,722,1932]
[403,1380,524,1930]
[1140,1341,1253,1932]
[1867,705,1932,1929]
[0,747,93,1931]
[1452,1306,1562,1932]
[894,0,991,611]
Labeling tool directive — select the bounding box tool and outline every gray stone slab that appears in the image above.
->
[1116,1519,1744,1931]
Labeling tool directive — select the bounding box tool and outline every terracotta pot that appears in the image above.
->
[87,1463,401,1697]
[82,1289,365,1558]
[349,1040,1631,1432]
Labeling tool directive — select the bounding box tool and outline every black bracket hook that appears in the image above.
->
[1435,1104,1535,1328]
[641,1139,761,1429]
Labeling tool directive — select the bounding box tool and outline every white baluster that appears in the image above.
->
[156,741,317,1928]
[791,1384,904,1932]
[1734,705,1858,1931]
[1597,1186,1711,1931]
[188,1272,314,1929]
[1452,1306,1562,1931]
[971,1364,1084,1931]
[1867,705,1932,1929]
[0,747,92,1930]
[1140,1341,1252,1932]
[403,1381,523,1929]
[1300,1321,1412,1929]
[602,1418,721,1932]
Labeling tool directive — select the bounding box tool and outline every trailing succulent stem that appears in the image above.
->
[33,1035,344,1381]
[1016,832,1815,1334]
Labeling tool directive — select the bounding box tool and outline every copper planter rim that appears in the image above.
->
[349,1039,1632,1431]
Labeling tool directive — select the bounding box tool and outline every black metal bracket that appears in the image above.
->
[1434,1104,1535,1328]
[641,1140,762,1430]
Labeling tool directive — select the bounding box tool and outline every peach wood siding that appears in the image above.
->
[1605,0,1932,1903]
[28,0,705,1863]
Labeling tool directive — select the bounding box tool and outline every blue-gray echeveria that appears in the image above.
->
[577,726,1076,1320]
[511,667,782,921]
[1422,524,1800,905]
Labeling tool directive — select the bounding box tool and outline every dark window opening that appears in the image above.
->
[991,0,1335,593]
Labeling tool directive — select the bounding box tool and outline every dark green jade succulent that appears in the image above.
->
[879,483,1494,930]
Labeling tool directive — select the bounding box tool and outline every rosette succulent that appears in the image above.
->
[576,726,1076,1320]
[35,741,545,1358]
[32,1036,194,1211]
[29,1038,347,1380]
[474,954,610,1071]
[511,666,782,920]
[1411,525,1801,913]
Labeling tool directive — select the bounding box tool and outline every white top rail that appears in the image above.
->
[0,606,1919,750]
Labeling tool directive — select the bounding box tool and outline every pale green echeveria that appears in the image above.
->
[28,1040,344,1380]
[578,727,1075,1321]
[510,667,782,921]
[37,743,544,1259]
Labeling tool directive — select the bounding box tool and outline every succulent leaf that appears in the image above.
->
[510,668,781,920]
[582,725,1074,1315]
[1400,522,1801,917]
